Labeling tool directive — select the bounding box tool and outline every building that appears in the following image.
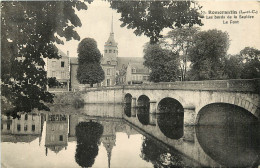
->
[117,57,149,85]
[1,113,43,143]
[70,17,149,90]
[45,114,68,155]
[46,50,70,91]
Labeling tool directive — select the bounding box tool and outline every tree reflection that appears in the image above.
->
[141,137,184,168]
[75,121,104,168]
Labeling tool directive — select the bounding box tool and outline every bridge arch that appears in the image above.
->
[137,95,150,108]
[157,97,184,113]
[124,93,132,117]
[196,102,259,167]
[196,102,259,126]
[157,97,184,139]
[124,93,132,104]
[196,95,260,120]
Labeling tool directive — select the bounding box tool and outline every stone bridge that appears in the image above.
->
[80,79,260,125]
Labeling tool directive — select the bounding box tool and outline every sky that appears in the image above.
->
[57,0,260,58]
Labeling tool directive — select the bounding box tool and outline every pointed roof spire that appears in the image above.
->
[105,14,118,47]
[111,14,114,34]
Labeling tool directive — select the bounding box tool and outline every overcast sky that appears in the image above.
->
[57,0,260,58]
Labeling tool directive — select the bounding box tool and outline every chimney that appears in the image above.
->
[67,51,69,57]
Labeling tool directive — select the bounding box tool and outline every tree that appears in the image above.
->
[239,47,260,79]
[47,77,60,88]
[143,44,179,82]
[75,121,104,168]
[78,38,102,63]
[241,61,260,79]
[110,1,203,44]
[1,1,91,117]
[189,29,230,80]
[77,38,105,86]
[223,55,243,79]
[240,47,260,63]
[77,63,105,85]
[163,27,199,81]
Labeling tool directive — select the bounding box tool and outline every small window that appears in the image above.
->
[61,61,65,67]
[25,114,28,120]
[132,68,136,73]
[17,124,21,132]
[59,135,63,141]
[24,125,28,131]
[105,50,107,53]
[109,50,112,53]
[113,50,115,53]
[1,124,3,130]
[7,123,10,130]
[32,125,35,131]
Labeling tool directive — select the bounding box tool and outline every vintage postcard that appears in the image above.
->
[1,1,260,168]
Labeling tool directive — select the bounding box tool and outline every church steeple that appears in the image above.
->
[105,15,117,47]
[104,15,118,63]
[111,14,113,34]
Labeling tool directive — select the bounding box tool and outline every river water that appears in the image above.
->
[1,104,259,168]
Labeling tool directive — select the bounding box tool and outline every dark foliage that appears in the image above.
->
[163,27,199,81]
[77,63,105,85]
[110,1,203,44]
[77,38,105,85]
[223,55,243,79]
[141,137,185,168]
[189,29,230,80]
[75,121,104,168]
[240,47,260,79]
[1,1,91,116]
[47,77,60,88]
[78,38,102,63]
[144,44,179,82]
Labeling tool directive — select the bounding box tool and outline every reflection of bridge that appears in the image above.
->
[82,79,260,125]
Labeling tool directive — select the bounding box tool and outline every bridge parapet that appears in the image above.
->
[78,79,259,93]
[124,79,260,93]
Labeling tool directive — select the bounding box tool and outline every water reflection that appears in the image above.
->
[137,107,150,125]
[141,137,185,168]
[45,114,68,155]
[196,103,260,167]
[157,98,184,139]
[1,113,43,143]
[124,103,131,117]
[75,121,103,167]
[1,103,259,168]
[157,113,183,139]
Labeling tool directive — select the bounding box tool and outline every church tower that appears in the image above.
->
[103,15,118,64]
[101,15,118,86]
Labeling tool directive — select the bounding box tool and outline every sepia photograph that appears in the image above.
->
[1,0,260,167]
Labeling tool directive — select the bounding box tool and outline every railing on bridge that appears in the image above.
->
[78,79,260,93]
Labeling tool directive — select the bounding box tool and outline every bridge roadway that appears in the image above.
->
[80,79,260,125]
